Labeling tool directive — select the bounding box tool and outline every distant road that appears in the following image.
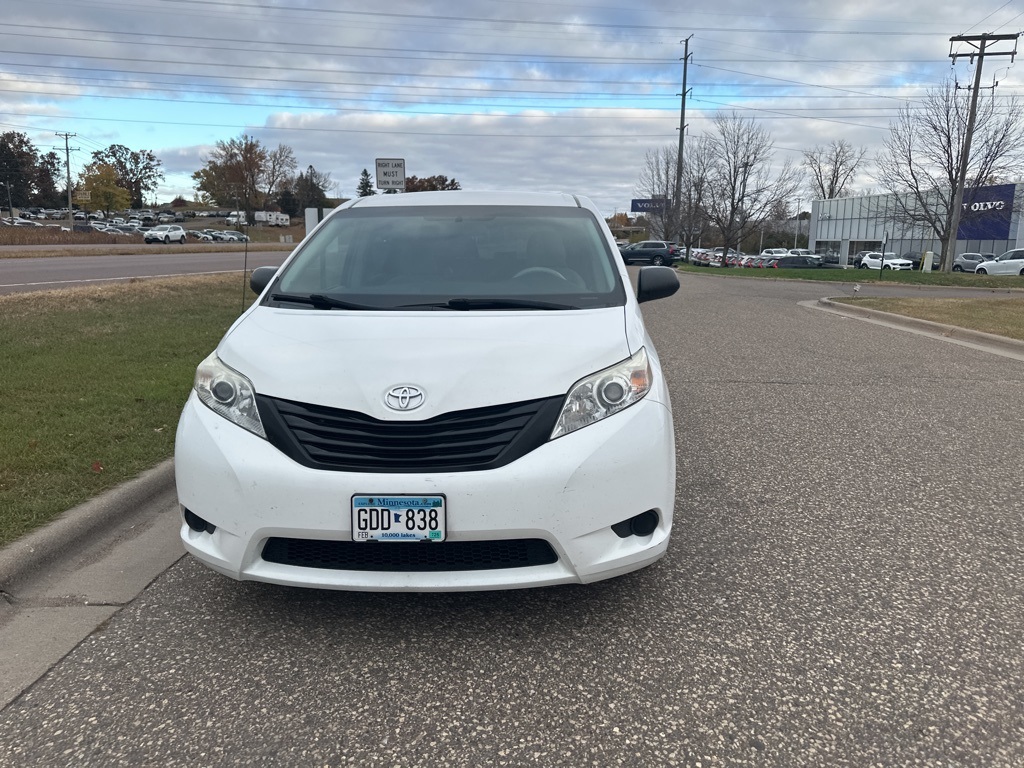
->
[0,251,291,295]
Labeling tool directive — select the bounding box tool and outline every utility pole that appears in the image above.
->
[56,132,78,230]
[673,36,692,255]
[945,33,1017,271]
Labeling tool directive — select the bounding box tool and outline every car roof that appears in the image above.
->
[343,190,586,210]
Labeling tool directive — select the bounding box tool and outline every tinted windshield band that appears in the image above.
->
[266,205,626,310]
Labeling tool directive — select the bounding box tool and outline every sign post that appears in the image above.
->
[375,158,406,192]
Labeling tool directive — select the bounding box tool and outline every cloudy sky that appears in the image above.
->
[4,0,1023,215]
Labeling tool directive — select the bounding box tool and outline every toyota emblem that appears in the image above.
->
[385,385,425,411]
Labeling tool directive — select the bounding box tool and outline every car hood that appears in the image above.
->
[217,306,634,420]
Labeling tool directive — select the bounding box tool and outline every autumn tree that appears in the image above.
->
[404,175,461,192]
[357,168,376,197]
[875,77,1024,270]
[191,134,268,215]
[79,163,131,213]
[89,144,163,208]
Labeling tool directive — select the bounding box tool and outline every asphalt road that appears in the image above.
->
[0,250,290,295]
[1,275,1022,766]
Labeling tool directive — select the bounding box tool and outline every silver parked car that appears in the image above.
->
[952,252,996,273]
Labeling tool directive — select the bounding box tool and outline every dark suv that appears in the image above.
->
[619,240,677,266]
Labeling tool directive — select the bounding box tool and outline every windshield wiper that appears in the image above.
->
[400,298,579,311]
[270,293,382,311]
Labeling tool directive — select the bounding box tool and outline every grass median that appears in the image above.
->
[0,274,254,548]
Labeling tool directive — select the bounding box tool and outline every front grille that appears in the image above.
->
[256,395,564,473]
[261,537,558,572]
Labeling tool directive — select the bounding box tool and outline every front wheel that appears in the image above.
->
[976,268,987,275]
[953,265,963,272]
[883,265,892,270]
[858,263,867,269]
[164,236,170,244]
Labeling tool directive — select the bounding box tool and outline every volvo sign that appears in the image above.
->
[630,198,666,213]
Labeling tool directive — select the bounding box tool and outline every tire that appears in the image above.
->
[164,236,170,244]
[952,265,963,272]
[976,268,987,275]
[651,255,665,266]
[858,263,867,269]
[883,265,891,270]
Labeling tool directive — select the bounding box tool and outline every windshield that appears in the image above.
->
[269,205,626,310]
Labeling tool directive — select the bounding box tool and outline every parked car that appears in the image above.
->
[974,249,1024,276]
[189,229,214,241]
[220,230,251,242]
[900,251,942,270]
[852,250,876,268]
[760,248,788,258]
[952,252,996,272]
[619,240,676,266]
[858,252,913,270]
[772,255,823,269]
[144,224,187,244]
[174,190,680,592]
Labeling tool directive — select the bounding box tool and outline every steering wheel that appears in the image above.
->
[513,267,568,280]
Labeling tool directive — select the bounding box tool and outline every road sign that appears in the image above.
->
[375,158,406,191]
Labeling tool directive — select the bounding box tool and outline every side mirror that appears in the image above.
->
[636,266,680,304]
[249,266,277,295]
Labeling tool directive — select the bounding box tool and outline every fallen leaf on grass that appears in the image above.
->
[91,460,104,473]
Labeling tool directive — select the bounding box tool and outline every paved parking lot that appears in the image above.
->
[1,275,1021,766]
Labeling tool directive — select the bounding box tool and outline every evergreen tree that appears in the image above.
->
[357,169,376,197]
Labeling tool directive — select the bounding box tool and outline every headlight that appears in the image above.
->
[194,353,266,438]
[551,348,652,439]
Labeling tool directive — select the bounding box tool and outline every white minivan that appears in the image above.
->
[174,191,679,592]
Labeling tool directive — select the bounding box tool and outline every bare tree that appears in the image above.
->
[875,77,1024,270]
[803,139,867,200]
[635,146,674,239]
[261,143,297,205]
[677,136,716,258]
[703,113,801,258]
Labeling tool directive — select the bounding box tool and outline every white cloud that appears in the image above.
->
[4,0,1022,214]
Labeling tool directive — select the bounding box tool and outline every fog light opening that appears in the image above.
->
[611,510,660,539]
[183,507,216,535]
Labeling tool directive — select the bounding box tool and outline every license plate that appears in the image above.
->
[351,496,446,542]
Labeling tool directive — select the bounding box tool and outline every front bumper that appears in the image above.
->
[174,392,676,592]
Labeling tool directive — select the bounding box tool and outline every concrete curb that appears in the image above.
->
[816,297,1024,359]
[0,459,177,593]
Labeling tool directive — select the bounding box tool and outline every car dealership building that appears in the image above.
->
[807,183,1023,266]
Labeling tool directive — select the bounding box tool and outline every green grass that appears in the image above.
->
[676,263,1024,290]
[0,275,253,547]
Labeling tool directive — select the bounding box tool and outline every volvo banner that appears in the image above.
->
[958,184,1015,240]
[630,198,666,213]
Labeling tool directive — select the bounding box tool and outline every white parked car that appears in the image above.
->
[858,252,913,270]
[143,224,187,243]
[174,190,680,592]
[974,249,1024,276]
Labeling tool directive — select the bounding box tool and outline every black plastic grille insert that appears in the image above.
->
[262,537,558,572]
[256,394,564,473]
